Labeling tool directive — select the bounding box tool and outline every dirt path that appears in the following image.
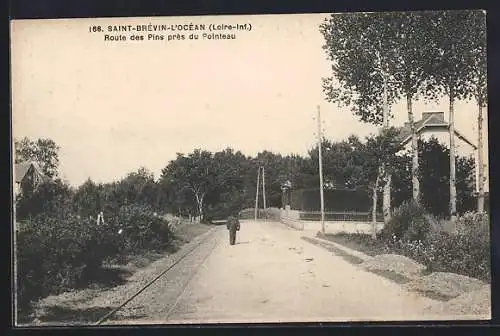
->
[139,220,452,323]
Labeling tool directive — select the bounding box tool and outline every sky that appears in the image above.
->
[11,13,489,187]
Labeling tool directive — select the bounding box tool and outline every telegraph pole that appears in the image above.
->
[262,166,267,210]
[317,105,325,234]
[255,167,260,221]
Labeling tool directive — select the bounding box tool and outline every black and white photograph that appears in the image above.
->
[11,11,490,326]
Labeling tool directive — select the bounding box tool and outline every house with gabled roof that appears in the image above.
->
[395,111,488,194]
[13,161,51,196]
[396,111,477,157]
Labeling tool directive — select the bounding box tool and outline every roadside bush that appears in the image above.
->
[447,212,490,281]
[16,213,120,311]
[380,201,433,242]
[336,210,490,281]
[455,211,490,244]
[72,179,105,219]
[16,180,74,220]
[108,204,173,253]
[385,212,490,281]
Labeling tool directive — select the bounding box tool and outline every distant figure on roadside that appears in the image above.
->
[226,213,241,245]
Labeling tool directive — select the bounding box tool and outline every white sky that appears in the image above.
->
[11,13,488,187]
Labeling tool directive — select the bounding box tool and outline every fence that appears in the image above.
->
[240,206,383,232]
[278,206,384,232]
[298,210,384,222]
[290,187,375,213]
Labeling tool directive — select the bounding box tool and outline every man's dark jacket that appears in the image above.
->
[227,215,240,231]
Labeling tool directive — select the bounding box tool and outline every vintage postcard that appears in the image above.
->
[11,11,490,326]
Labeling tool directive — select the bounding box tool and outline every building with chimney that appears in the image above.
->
[395,111,488,195]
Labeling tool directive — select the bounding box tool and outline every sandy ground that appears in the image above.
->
[121,220,461,324]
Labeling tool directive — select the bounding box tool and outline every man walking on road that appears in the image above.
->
[226,213,240,245]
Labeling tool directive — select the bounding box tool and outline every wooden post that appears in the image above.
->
[317,106,325,234]
[254,167,260,221]
[262,166,267,211]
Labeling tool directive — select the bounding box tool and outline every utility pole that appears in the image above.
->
[255,167,260,221]
[317,105,325,234]
[262,166,267,210]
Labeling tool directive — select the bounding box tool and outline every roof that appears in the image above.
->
[14,161,49,183]
[397,112,477,150]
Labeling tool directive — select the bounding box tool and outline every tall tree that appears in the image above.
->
[160,150,214,221]
[391,12,437,204]
[320,12,401,225]
[14,137,60,178]
[424,10,480,219]
[320,12,433,221]
[466,11,488,212]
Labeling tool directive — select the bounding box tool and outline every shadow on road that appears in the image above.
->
[237,241,250,245]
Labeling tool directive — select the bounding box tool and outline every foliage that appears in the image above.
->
[320,12,402,125]
[16,213,121,308]
[455,211,490,246]
[386,212,490,281]
[72,178,104,218]
[15,171,175,313]
[319,11,435,204]
[108,204,172,253]
[392,138,476,218]
[337,212,489,281]
[16,180,74,220]
[320,11,485,208]
[118,167,158,208]
[14,137,60,178]
[380,200,433,242]
[423,10,482,101]
[160,150,215,219]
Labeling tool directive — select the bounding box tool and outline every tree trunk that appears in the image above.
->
[382,76,392,223]
[198,204,203,222]
[449,94,457,220]
[383,174,392,222]
[407,95,420,203]
[477,103,485,212]
[194,192,205,222]
[371,175,380,240]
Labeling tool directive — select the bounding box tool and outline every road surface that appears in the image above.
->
[113,220,447,324]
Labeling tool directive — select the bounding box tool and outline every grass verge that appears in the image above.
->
[317,232,389,257]
[301,237,364,265]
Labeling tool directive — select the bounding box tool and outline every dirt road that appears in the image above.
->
[108,220,457,324]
